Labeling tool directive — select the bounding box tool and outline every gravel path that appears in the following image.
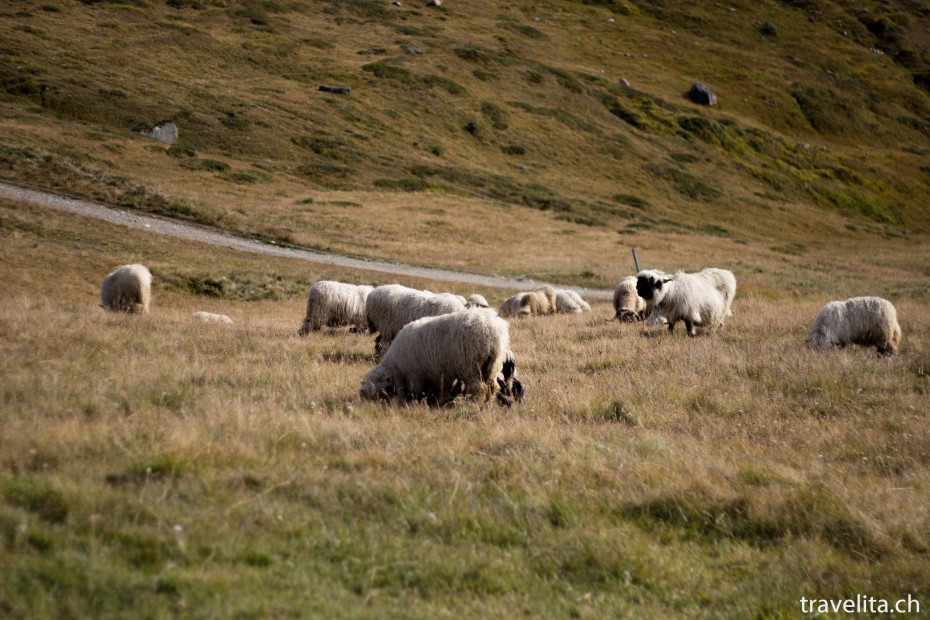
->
[1,180,612,298]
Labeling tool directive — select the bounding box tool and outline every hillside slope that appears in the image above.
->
[2,0,930,285]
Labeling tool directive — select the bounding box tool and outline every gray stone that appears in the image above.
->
[144,121,178,144]
[761,21,777,36]
[687,82,717,106]
[619,77,631,87]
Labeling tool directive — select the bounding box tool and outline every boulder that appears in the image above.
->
[143,121,178,144]
[687,82,717,106]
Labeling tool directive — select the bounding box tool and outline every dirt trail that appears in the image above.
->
[1,181,612,298]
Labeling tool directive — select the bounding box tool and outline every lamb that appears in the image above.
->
[192,311,233,325]
[365,284,466,355]
[359,308,524,407]
[499,285,557,318]
[613,276,647,322]
[298,281,373,335]
[553,288,592,314]
[636,268,736,337]
[101,264,151,314]
[806,296,901,357]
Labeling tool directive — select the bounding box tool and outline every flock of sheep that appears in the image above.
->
[100,262,903,407]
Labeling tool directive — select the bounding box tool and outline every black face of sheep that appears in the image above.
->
[636,275,661,301]
[494,353,525,407]
[495,377,524,407]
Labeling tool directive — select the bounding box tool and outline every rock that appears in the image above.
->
[687,82,717,106]
[427,0,441,5]
[405,47,423,55]
[143,121,178,145]
[392,0,401,4]
[619,77,631,87]
[761,21,777,36]
[319,85,352,94]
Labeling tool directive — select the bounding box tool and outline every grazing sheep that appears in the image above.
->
[192,311,233,325]
[366,284,466,355]
[499,285,557,318]
[555,288,591,314]
[298,281,373,335]
[636,268,735,337]
[465,294,490,309]
[101,264,151,314]
[359,308,523,407]
[613,276,647,322]
[806,296,901,357]
[498,293,527,318]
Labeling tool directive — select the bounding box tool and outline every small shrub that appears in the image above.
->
[2,477,69,524]
[481,101,509,130]
[464,120,483,138]
[612,193,649,210]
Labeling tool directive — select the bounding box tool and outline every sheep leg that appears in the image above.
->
[685,320,696,337]
[667,320,676,333]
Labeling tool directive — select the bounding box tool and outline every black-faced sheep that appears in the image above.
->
[101,264,151,314]
[806,296,901,357]
[499,285,557,318]
[359,308,524,407]
[636,268,736,337]
[298,281,373,335]
[365,284,466,355]
[193,311,233,325]
[613,276,647,322]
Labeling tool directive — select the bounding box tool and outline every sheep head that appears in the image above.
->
[636,270,671,303]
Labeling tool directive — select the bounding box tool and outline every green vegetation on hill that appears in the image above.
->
[1,0,929,266]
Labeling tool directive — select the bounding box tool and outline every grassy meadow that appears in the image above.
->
[2,194,930,618]
[3,0,930,616]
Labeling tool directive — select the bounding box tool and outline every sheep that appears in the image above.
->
[365,284,466,355]
[555,288,591,314]
[359,308,524,407]
[613,276,647,322]
[806,296,901,357]
[498,293,527,318]
[499,285,557,318]
[101,264,151,314]
[701,267,737,317]
[298,281,373,335]
[636,268,736,337]
[465,294,490,309]
[192,311,233,325]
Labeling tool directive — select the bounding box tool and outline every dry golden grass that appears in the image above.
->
[2,196,929,617]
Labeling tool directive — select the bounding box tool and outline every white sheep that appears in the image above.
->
[192,311,233,325]
[465,294,490,309]
[359,308,523,406]
[806,296,901,356]
[555,288,591,314]
[365,284,466,355]
[701,267,737,317]
[636,268,736,337]
[101,264,151,314]
[298,280,373,335]
[613,276,647,322]
[499,285,557,318]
